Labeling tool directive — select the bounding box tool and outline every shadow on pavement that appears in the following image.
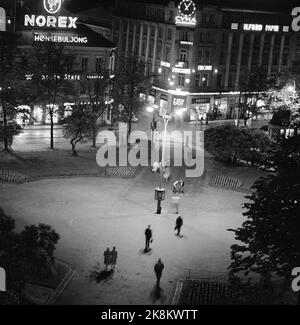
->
[89,264,114,284]
[150,285,166,304]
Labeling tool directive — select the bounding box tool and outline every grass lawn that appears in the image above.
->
[0,149,103,179]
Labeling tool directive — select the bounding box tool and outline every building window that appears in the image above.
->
[180,30,189,41]
[222,33,227,43]
[158,27,163,38]
[95,57,102,73]
[66,56,74,73]
[209,14,215,24]
[199,32,204,43]
[205,50,211,64]
[206,32,213,43]
[195,74,200,87]
[178,75,185,86]
[219,51,225,65]
[167,29,172,40]
[217,74,222,88]
[157,41,162,59]
[202,13,207,24]
[198,49,204,64]
[149,40,154,58]
[165,45,171,61]
[81,57,88,71]
[179,50,187,62]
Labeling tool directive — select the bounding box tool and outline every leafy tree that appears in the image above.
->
[238,67,276,126]
[27,42,76,149]
[0,31,31,151]
[113,55,154,137]
[80,69,112,147]
[0,208,60,305]
[62,105,94,156]
[240,128,272,167]
[229,135,300,304]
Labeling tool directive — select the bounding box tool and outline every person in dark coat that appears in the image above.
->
[110,247,118,270]
[104,248,111,270]
[154,259,164,288]
[144,225,152,252]
[174,216,183,236]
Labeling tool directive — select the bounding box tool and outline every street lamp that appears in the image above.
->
[287,80,296,137]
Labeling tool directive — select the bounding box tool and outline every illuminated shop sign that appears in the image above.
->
[25,73,104,81]
[172,67,191,74]
[175,0,196,27]
[160,61,171,68]
[243,24,279,32]
[33,33,88,44]
[24,0,78,29]
[192,98,210,104]
[198,65,212,71]
[180,40,194,45]
[173,97,186,107]
[44,0,62,14]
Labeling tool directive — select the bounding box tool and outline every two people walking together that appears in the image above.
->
[104,247,118,271]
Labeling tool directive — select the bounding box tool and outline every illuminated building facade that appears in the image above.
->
[11,0,116,125]
[111,0,298,120]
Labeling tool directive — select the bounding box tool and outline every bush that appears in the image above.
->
[204,125,272,166]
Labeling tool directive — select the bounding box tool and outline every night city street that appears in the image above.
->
[1,0,300,321]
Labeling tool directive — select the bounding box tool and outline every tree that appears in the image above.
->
[62,105,94,156]
[229,135,300,304]
[238,67,276,126]
[80,69,112,147]
[0,31,31,151]
[113,55,154,137]
[240,128,272,167]
[0,208,60,304]
[27,42,76,149]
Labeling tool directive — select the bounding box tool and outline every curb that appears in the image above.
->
[46,261,76,305]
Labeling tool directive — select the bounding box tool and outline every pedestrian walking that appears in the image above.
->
[171,195,181,214]
[104,247,111,271]
[154,259,164,288]
[110,247,118,270]
[144,225,153,252]
[174,216,183,236]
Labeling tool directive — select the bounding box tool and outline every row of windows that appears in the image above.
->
[66,57,103,73]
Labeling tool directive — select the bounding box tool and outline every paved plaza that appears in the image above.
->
[0,166,246,304]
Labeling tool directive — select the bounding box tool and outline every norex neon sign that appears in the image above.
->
[24,0,78,29]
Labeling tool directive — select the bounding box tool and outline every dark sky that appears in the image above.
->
[65,0,300,13]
